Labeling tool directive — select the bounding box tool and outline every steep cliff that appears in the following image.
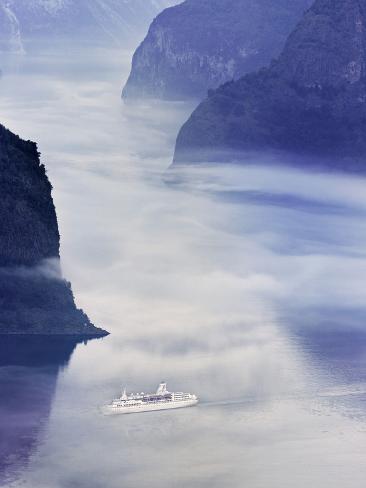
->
[0,125,107,335]
[173,0,366,170]
[122,0,312,101]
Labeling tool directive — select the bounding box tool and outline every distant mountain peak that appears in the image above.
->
[0,0,179,52]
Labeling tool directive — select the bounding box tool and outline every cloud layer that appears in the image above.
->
[1,44,366,488]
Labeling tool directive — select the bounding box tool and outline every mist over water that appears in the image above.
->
[1,44,366,487]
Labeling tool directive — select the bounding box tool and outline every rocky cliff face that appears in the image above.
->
[173,0,366,169]
[122,0,312,101]
[0,127,59,267]
[0,125,107,335]
[0,0,178,53]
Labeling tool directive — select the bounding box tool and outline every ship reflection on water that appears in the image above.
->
[1,313,366,487]
[0,336,93,486]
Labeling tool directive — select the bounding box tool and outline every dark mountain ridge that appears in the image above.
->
[173,0,366,169]
[0,124,107,336]
[0,126,59,267]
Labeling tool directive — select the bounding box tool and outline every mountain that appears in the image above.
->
[173,0,366,170]
[0,124,107,335]
[122,0,312,101]
[0,0,178,53]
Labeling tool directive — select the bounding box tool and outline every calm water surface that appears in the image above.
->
[0,47,366,488]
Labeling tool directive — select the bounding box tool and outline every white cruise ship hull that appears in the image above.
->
[103,398,198,415]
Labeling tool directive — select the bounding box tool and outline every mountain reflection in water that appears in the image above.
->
[0,336,93,486]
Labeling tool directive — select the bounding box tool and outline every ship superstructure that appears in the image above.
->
[104,382,198,415]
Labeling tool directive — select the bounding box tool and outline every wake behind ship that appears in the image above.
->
[104,382,198,415]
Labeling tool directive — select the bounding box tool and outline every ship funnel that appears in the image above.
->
[156,382,168,395]
[121,387,127,400]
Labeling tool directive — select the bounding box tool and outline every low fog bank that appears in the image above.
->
[1,46,366,396]
[2,46,366,488]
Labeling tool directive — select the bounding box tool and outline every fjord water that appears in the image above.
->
[1,47,366,488]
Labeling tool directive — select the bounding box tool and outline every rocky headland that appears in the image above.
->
[173,0,366,171]
[0,124,107,336]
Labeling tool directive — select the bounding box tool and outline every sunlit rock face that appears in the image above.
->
[0,125,107,335]
[122,0,312,101]
[173,0,366,169]
[0,0,177,52]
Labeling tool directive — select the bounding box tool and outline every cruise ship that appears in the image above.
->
[103,382,198,415]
